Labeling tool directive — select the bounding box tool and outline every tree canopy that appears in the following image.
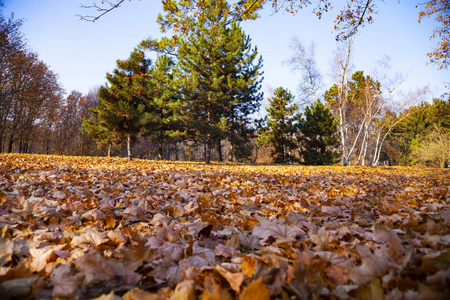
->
[80,0,450,69]
[175,0,263,163]
[258,87,300,164]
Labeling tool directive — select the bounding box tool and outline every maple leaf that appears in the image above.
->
[238,231,261,250]
[150,213,171,227]
[29,244,65,272]
[348,244,390,285]
[74,251,141,285]
[252,215,305,246]
[215,265,244,293]
[309,227,335,251]
[71,229,109,249]
[149,260,184,286]
[214,244,234,258]
[81,209,106,221]
[123,205,145,221]
[107,229,128,246]
[191,241,216,266]
[51,263,85,298]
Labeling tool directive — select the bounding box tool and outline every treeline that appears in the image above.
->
[1,1,448,167]
[0,10,101,156]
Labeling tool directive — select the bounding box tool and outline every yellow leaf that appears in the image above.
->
[170,280,196,300]
[240,256,255,278]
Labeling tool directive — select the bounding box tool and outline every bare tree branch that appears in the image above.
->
[77,0,127,22]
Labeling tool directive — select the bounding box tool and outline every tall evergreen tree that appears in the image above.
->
[81,99,124,157]
[258,87,301,164]
[298,99,340,165]
[176,0,263,163]
[95,49,151,160]
[141,54,183,159]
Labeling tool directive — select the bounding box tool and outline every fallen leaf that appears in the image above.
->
[94,290,122,300]
[215,265,244,293]
[170,280,196,300]
[123,287,162,300]
[75,251,141,285]
[240,278,270,300]
[252,215,304,246]
[215,244,234,258]
[51,263,85,298]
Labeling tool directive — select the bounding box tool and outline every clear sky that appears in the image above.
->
[2,0,449,110]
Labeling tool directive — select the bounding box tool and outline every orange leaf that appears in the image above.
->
[239,278,270,300]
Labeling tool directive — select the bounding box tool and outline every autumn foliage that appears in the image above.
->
[0,154,449,299]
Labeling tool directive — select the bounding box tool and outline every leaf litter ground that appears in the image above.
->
[0,153,449,299]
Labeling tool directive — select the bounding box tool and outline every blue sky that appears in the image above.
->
[3,0,449,109]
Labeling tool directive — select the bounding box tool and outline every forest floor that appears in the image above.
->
[0,153,449,299]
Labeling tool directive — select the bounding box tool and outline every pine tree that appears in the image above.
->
[95,49,151,160]
[176,0,263,163]
[141,54,183,159]
[258,87,301,164]
[298,99,340,165]
[81,102,123,157]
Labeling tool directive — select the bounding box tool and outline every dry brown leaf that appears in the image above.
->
[349,277,384,300]
[0,276,43,299]
[51,263,85,298]
[252,215,304,246]
[71,229,109,248]
[214,244,234,258]
[75,251,141,285]
[30,244,65,272]
[215,265,244,293]
[1,154,449,299]
[123,205,145,221]
[349,244,390,285]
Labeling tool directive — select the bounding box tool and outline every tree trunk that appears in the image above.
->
[0,132,3,153]
[206,96,212,164]
[8,132,14,153]
[206,135,212,164]
[215,138,223,162]
[127,132,132,161]
[440,158,445,169]
[107,144,111,157]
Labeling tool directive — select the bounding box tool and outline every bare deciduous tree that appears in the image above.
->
[286,37,322,107]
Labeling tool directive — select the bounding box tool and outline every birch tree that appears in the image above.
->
[286,38,322,107]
